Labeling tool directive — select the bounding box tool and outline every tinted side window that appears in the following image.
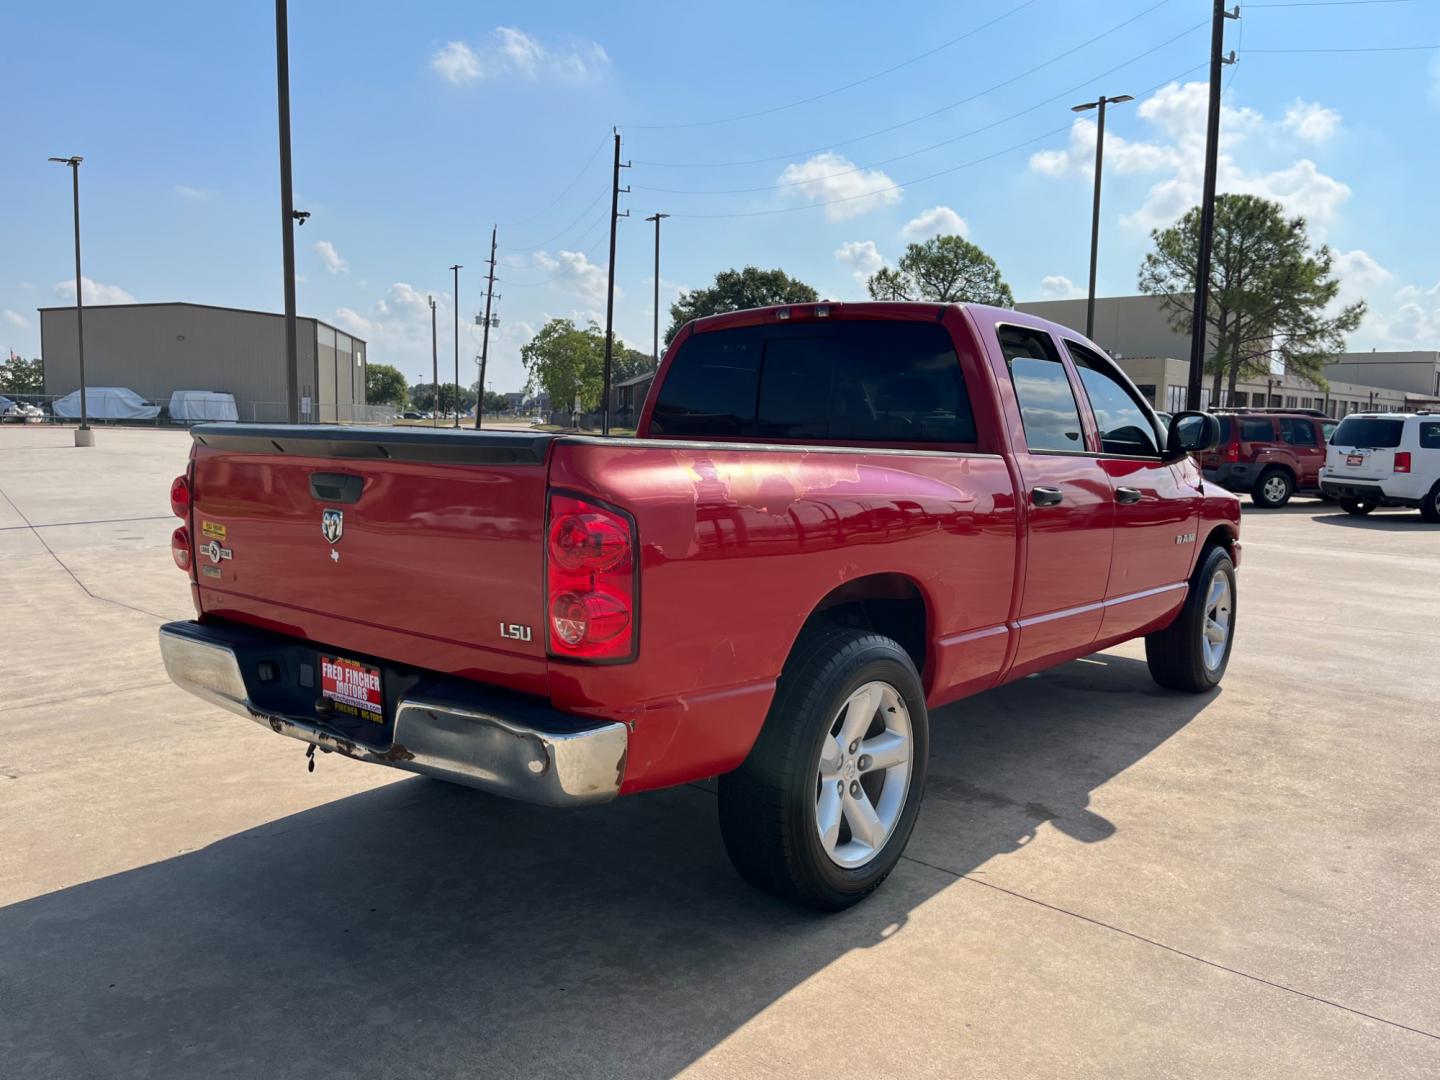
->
[649,330,760,437]
[1066,341,1159,456]
[649,320,976,444]
[1322,422,1338,442]
[999,327,1084,453]
[1419,422,1440,450]
[1279,417,1316,446]
[1240,418,1274,441]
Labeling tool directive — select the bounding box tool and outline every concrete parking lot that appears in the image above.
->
[2,425,1437,1079]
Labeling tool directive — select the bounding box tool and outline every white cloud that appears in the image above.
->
[1029,81,1351,233]
[52,277,136,304]
[431,41,482,84]
[173,184,214,201]
[899,206,968,242]
[779,152,902,222]
[1282,100,1341,144]
[1040,275,1086,300]
[834,240,885,290]
[534,249,613,307]
[3,309,28,329]
[313,240,349,275]
[430,28,609,86]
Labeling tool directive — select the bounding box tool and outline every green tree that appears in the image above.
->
[1138,193,1365,402]
[665,266,819,344]
[0,355,44,395]
[520,319,607,412]
[408,382,473,414]
[866,235,1014,306]
[365,363,408,407]
[481,390,509,414]
[613,344,656,382]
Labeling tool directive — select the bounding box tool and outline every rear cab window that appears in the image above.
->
[1331,417,1404,448]
[649,320,977,446]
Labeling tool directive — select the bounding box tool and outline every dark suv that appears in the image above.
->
[1201,410,1338,508]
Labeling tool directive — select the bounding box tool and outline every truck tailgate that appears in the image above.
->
[187,425,557,693]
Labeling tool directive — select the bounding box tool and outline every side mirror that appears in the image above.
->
[1166,411,1220,459]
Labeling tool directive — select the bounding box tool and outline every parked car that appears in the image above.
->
[400,411,425,420]
[159,301,1238,910]
[1320,412,1440,521]
[1200,409,1338,508]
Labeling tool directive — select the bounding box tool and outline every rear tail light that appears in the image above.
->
[546,493,637,662]
[170,474,191,518]
[1224,443,1240,463]
[1394,451,1412,473]
[171,526,192,571]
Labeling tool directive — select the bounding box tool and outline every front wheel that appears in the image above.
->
[1145,545,1236,693]
[1340,498,1376,516]
[718,629,928,911]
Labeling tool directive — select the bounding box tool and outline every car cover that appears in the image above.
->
[52,386,161,420]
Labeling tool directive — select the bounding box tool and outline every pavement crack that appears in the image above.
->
[0,481,169,622]
[900,852,1440,1043]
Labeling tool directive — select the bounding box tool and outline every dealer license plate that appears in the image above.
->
[320,655,384,724]
[1346,454,1364,466]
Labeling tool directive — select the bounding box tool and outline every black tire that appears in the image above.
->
[1145,544,1236,693]
[1421,482,1440,524]
[718,628,929,912]
[1339,497,1376,516]
[1250,468,1293,509]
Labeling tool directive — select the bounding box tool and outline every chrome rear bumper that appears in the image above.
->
[158,621,626,806]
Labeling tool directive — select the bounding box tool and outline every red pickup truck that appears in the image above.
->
[160,301,1239,910]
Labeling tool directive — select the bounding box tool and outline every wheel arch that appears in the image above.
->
[790,573,931,680]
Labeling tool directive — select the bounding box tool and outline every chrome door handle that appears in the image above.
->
[1031,486,1063,507]
[1115,486,1143,504]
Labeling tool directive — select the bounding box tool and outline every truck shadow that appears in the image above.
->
[2,653,1210,1079]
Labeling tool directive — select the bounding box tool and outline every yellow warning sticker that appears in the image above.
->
[201,520,226,541]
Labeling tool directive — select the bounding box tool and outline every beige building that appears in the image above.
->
[39,301,368,422]
[1017,294,1431,418]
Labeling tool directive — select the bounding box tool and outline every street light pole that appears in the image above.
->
[449,265,462,428]
[429,295,438,428]
[644,213,669,367]
[1070,94,1132,342]
[48,155,90,446]
[275,0,300,424]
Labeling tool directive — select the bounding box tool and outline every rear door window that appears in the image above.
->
[1331,416,1404,448]
[1065,340,1160,456]
[649,320,976,444]
[998,327,1085,453]
[1279,417,1317,446]
[1418,421,1440,449]
[1241,418,1274,442]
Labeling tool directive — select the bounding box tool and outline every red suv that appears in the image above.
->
[1201,410,1338,508]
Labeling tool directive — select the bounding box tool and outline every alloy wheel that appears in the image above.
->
[1202,569,1233,672]
[815,681,913,869]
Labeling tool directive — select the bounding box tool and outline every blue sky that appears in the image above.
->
[4,0,1439,393]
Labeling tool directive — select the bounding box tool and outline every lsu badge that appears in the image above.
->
[322,508,344,545]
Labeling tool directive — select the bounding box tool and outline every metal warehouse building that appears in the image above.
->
[39,302,368,422]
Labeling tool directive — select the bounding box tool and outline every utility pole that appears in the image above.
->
[644,213,669,367]
[450,264,462,428]
[475,225,499,430]
[429,294,438,428]
[1071,94,1132,341]
[48,155,90,445]
[602,129,630,435]
[1186,1,1239,411]
[275,0,300,424]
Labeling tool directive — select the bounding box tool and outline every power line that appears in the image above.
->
[621,0,1048,130]
[1244,43,1439,51]
[634,22,1210,197]
[661,60,1207,221]
[633,0,1190,169]
[498,130,612,228]
[504,186,610,253]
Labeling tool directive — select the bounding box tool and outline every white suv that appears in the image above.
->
[1320,413,1440,521]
